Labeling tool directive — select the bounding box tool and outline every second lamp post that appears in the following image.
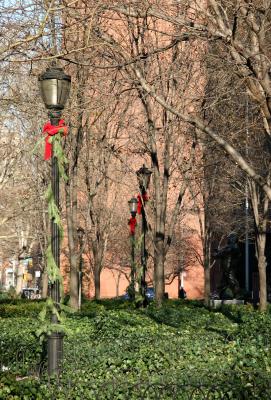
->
[136,164,152,299]
[128,197,138,300]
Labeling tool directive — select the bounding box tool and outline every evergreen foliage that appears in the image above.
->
[0,300,271,398]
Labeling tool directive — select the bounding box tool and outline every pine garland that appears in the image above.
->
[44,130,67,283]
[49,133,68,182]
[37,128,72,342]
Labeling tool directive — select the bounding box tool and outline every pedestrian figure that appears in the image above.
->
[179,286,187,299]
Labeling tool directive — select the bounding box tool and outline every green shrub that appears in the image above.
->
[7,286,18,300]
[0,300,44,318]
[0,373,43,400]
[0,291,9,301]
[1,300,271,399]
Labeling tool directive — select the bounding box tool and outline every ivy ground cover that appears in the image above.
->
[1,299,271,399]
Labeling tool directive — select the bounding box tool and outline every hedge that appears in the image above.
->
[1,300,271,399]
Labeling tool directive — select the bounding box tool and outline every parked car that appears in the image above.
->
[145,287,155,299]
[122,292,130,300]
[21,288,40,299]
[122,287,155,300]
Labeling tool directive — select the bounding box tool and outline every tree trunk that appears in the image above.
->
[249,180,269,312]
[204,263,211,306]
[117,273,122,297]
[41,271,48,299]
[257,235,267,311]
[15,263,24,295]
[204,233,213,306]
[69,252,79,309]
[154,239,165,305]
[94,267,101,300]
[65,172,79,310]
[65,64,86,310]
[258,259,267,312]
[93,243,103,300]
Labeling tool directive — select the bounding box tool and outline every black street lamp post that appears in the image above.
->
[136,165,152,300]
[39,65,71,376]
[77,227,85,310]
[128,197,138,299]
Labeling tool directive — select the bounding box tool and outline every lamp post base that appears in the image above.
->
[47,332,64,376]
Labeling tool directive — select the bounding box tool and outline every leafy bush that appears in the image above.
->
[1,300,271,398]
[6,286,18,300]
[0,291,9,301]
[0,300,44,318]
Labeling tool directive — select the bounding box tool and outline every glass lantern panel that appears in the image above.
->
[128,199,138,213]
[40,79,70,110]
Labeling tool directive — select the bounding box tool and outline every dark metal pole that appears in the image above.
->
[130,234,135,300]
[48,110,63,376]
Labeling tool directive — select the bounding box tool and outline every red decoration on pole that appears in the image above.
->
[43,119,68,160]
[128,216,137,235]
[137,193,149,215]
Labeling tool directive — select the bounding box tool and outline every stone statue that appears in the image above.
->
[214,233,240,299]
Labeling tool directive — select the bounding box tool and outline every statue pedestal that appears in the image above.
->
[210,299,244,309]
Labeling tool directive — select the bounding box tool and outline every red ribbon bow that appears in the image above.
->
[137,193,148,215]
[128,216,137,235]
[43,119,68,160]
